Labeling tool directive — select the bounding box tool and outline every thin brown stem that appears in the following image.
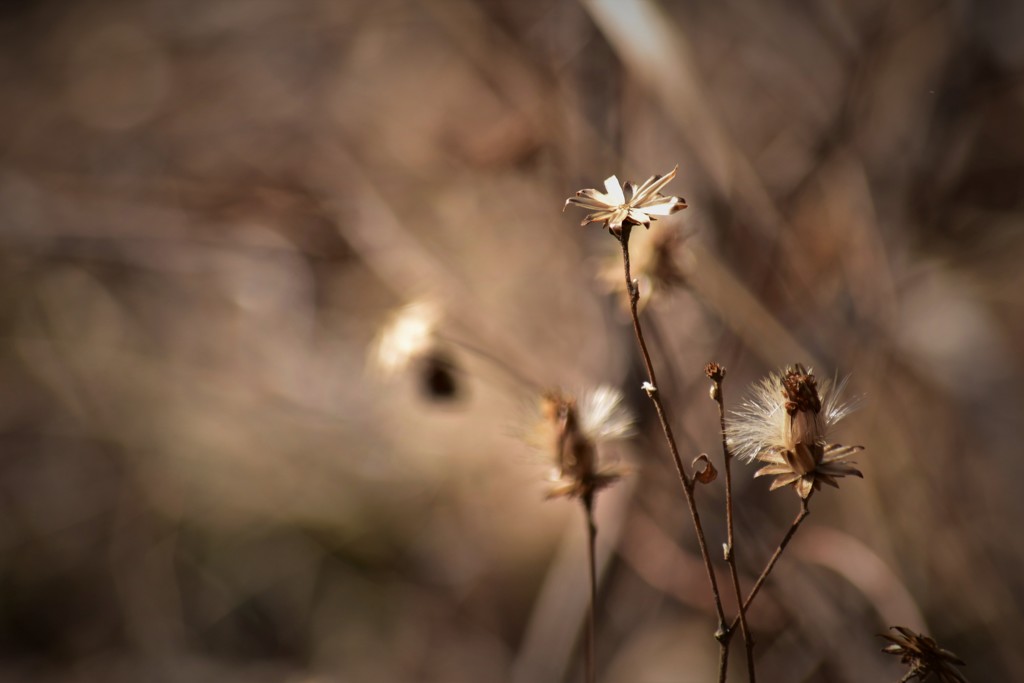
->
[439,334,538,393]
[582,492,597,683]
[729,493,813,633]
[617,228,728,635]
[708,365,756,682]
[897,671,918,683]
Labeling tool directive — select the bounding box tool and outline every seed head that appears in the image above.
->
[880,626,969,682]
[727,364,864,499]
[540,386,634,500]
[597,223,693,309]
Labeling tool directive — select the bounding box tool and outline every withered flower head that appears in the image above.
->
[597,223,693,309]
[727,364,864,499]
[881,626,969,682]
[540,386,634,500]
[564,166,687,236]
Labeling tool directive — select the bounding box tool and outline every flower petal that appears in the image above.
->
[755,450,788,465]
[785,444,817,475]
[816,473,841,488]
[631,166,679,204]
[603,176,625,205]
[580,210,614,226]
[567,189,616,210]
[755,465,797,476]
[769,473,802,490]
[636,195,687,216]
[625,181,639,201]
[821,443,864,462]
[627,208,653,228]
[818,462,863,478]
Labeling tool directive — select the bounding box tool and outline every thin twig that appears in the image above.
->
[582,491,597,683]
[617,228,728,646]
[729,492,813,633]
[708,364,757,682]
[897,671,918,683]
[717,640,729,682]
[640,315,685,403]
[440,333,539,392]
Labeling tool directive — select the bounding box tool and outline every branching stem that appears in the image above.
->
[617,229,728,669]
[729,493,813,633]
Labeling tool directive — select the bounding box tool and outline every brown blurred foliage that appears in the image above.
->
[0,0,1022,681]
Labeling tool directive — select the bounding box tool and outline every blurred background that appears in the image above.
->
[1,0,1022,680]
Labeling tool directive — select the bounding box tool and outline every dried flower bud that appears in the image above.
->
[705,362,725,402]
[704,362,726,383]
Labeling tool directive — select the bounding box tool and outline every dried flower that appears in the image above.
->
[564,166,688,236]
[881,626,969,682]
[727,364,864,499]
[597,223,694,309]
[540,386,634,500]
[371,300,441,376]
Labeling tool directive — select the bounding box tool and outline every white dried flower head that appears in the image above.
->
[539,386,634,500]
[564,166,688,236]
[727,365,864,499]
[371,299,441,376]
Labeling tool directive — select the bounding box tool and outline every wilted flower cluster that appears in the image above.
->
[727,365,864,499]
[554,164,973,683]
[881,626,969,682]
[539,387,634,500]
[564,166,688,236]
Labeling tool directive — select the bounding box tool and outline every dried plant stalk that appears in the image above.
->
[565,168,729,678]
[730,493,812,634]
[539,388,633,683]
[618,227,730,679]
[706,363,756,682]
[582,492,597,683]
